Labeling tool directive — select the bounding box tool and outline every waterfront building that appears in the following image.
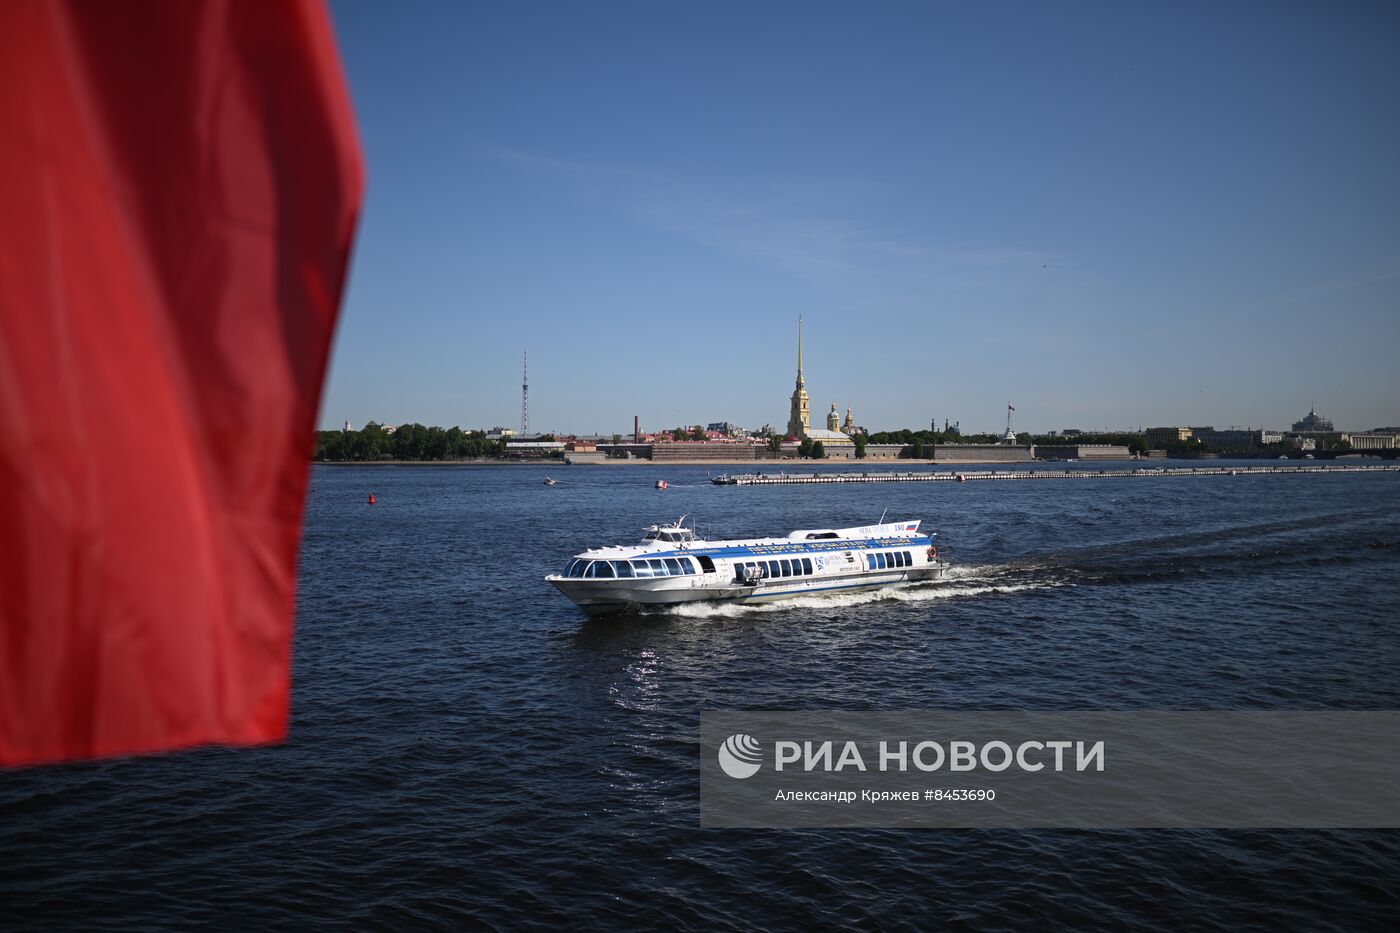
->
[1290,431,1348,447]
[707,421,744,437]
[1190,427,1264,448]
[802,425,858,452]
[1146,426,1193,447]
[651,441,766,461]
[503,440,565,459]
[1035,444,1133,461]
[1349,433,1396,450]
[1292,405,1334,433]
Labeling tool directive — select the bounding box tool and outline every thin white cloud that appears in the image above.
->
[487,147,1053,281]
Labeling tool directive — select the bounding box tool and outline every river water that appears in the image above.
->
[4,462,1398,928]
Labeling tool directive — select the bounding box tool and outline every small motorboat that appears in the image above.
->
[655,480,668,489]
[543,477,557,486]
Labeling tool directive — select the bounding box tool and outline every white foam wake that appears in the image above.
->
[655,575,1066,619]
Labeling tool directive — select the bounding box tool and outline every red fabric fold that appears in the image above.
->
[0,0,363,765]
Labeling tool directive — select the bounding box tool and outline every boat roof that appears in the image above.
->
[570,520,932,561]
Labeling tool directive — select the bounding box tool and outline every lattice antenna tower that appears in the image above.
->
[521,351,529,436]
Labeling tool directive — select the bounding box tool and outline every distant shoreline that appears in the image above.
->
[311,457,1135,467]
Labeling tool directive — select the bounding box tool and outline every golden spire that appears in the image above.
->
[796,315,804,386]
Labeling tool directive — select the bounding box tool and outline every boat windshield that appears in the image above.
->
[644,528,695,543]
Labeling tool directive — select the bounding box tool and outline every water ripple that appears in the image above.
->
[3,463,1398,928]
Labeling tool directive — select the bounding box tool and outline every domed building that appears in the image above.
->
[843,407,858,436]
[1292,405,1334,433]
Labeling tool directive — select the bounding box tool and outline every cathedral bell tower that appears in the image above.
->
[786,316,810,438]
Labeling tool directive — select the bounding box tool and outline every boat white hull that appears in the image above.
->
[548,561,949,616]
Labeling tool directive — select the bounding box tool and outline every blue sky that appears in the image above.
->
[321,0,1399,435]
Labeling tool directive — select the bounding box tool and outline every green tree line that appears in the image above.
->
[313,423,508,461]
[867,428,990,446]
[1028,433,1148,454]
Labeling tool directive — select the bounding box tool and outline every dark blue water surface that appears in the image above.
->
[4,462,1399,929]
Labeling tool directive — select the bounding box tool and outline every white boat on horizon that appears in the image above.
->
[546,517,948,615]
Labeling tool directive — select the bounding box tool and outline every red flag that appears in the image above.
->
[0,1,362,765]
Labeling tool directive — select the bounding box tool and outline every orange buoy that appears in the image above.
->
[368,493,376,505]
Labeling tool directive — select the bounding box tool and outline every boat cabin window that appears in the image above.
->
[643,531,659,541]
[586,560,614,578]
[647,559,666,575]
[866,554,876,570]
[697,556,716,573]
[569,560,589,577]
[615,560,635,578]
[632,560,653,578]
[805,532,840,539]
[664,558,683,575]
[904,551,913,565]
[802,558,813,575]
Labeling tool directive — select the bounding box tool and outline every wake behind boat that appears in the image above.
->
[546,517,948,615]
